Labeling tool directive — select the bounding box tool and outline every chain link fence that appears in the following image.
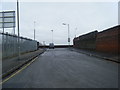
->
[0,33,2,89]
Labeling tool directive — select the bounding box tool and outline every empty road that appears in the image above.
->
[3,48,118,88]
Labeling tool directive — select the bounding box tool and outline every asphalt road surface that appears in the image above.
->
[3,48,118,88]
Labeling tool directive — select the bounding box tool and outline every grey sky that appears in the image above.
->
[1,1,118,45]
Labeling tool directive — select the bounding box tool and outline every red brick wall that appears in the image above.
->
[73,31,98,50]
[96,26,119,53]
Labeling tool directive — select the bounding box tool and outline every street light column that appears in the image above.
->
[75,28,77,38]
[68,24,70,46]
[62,23,70,48]
[51,30,53,43]
[34,21,36,40]
[17,0,20,60]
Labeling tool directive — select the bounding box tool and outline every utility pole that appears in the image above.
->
[17,0,20,60]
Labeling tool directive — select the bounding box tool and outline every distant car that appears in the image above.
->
[49,43,54,49]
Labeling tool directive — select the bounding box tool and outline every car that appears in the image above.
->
[49,43,54,49]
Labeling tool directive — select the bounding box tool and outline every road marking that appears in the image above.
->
[0,56,39,84]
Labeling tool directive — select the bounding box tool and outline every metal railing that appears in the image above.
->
[0,32,38,60]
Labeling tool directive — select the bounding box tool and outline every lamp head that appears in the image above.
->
[62,23,66,25]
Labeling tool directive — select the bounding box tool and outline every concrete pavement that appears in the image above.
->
[3,48,118,88]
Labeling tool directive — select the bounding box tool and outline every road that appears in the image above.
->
[3,48,118,88]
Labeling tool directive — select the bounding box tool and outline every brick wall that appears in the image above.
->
[73,25,119,54]
[73,31,98,50]
[96,25,119,54]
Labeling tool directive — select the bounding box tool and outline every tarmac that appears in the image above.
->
[3,48,118,88]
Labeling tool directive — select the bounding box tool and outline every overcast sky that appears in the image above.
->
[0,1,118,45]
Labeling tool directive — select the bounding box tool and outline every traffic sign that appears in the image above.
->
[0,11,15,28]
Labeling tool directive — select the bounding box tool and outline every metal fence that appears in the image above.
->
[1,32,38,59]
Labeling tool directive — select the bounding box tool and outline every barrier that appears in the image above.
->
[73,25,120,54]
[96,25,119,54]
[73,31,98,50]
[1,32,38,60]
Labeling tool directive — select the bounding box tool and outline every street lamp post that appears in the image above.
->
[17,0,20,60]
[75,28,77,38]
[43,41,45,49]
[62,23,70,48]
[51,30,53,43]
[2,11,4,33]
[34,21,36,40]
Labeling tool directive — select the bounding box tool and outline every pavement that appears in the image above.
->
[2,49,45,77]
[71,48,119,63]
[3,48,118,88]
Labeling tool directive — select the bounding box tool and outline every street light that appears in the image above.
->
[17,0,20,60]
[51,30,53,43]
[43,41,46,49]
[75,28,77,38]
[62,23,70,47]
[34,21,36,40]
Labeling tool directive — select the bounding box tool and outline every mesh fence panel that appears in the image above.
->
[1,33,37,59]
[0,34,1,90]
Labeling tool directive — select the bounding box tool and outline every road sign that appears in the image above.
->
[0,11,15,28]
